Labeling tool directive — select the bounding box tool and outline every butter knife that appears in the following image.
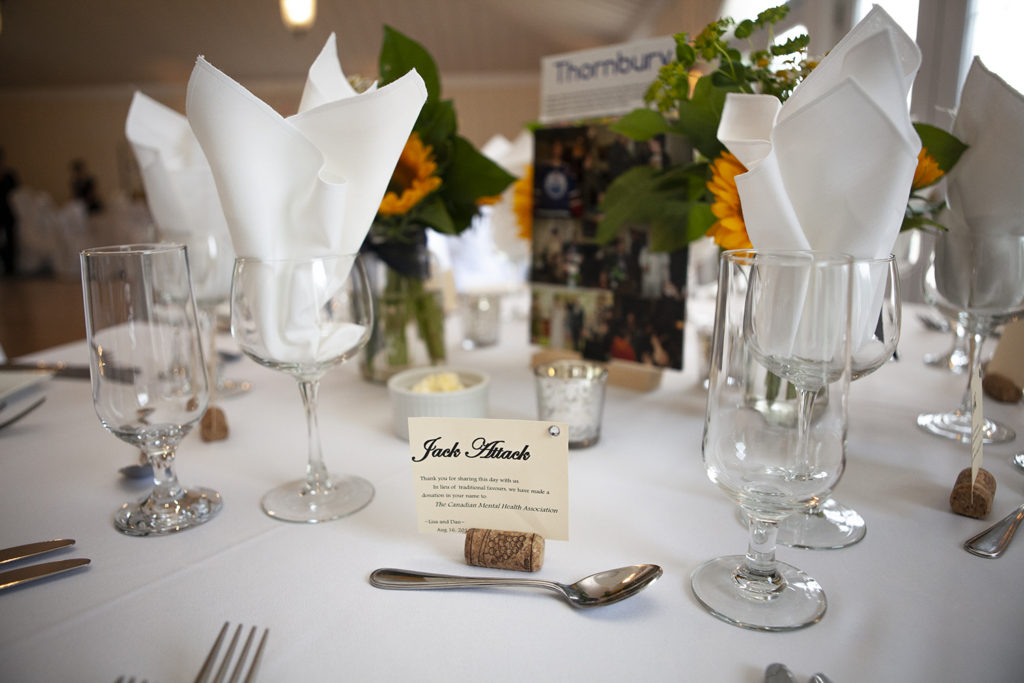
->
[0,558,91,591]
[0,362,137,383]
[0,538,75,565]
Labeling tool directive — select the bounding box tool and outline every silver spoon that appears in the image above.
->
[1011,453,1024,473]
[369,564,662,608]
[964,503,1024,558]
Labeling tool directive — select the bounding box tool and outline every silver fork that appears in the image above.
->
[193,622,269,683]
[0,396,46,431]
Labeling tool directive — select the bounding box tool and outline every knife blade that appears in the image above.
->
[0,362,137,383]
[0,558,91,591]
[0,362,90,379]
[0,538,75,565]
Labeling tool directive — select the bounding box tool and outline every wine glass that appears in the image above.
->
[81,243,222,536]
[160,229,249,398]
[692,250,853,631]
[917,230,1024,443]
[776,255,900,549]
[230,253,374,522]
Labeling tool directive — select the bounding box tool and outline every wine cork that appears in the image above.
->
[200,406,229,442]
[949,467,996,519]
[464,528,544,572]
[982,372,1022,403]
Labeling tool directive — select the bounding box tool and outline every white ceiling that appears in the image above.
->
[0,0,724,89]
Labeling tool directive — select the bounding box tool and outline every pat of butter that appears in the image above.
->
[410,372,466,393]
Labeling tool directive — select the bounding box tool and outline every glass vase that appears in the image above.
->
[360,242,447,383]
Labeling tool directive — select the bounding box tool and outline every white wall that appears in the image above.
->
[0,74,541,208]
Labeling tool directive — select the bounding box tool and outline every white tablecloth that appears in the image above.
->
[1,306,1022,682]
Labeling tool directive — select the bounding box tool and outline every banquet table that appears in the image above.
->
[1,304,1022,682]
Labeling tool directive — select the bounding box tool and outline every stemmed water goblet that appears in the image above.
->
[81,243,222,535]
[917,231,1024,443]
[692,250,853,631]
[161,229,249,398]
[775,255,900,549]
[230,253,374,522]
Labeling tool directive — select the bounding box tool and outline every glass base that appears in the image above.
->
[775,499,866,549]
[262,474,374,523]
[115,487,222,536]
[916,411,1016,444]
[923,349,969,373]
[690,555,826,631]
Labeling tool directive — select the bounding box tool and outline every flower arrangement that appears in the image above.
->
[596,5,966,251]
[371,26,516,243]
[361,26,517,381]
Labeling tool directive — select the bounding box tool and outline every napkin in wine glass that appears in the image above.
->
[935,57,1024,313]
[718,6,920,359]
[186,33,427,362]
[125,91,235,305]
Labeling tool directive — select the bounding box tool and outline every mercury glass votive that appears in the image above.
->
[534,359,609,448]
[461,292,502,349]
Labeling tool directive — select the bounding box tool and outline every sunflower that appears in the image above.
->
[705,151,752,250]
[378,132,442,216]
[512,164,533,240]
[912,147,944,190]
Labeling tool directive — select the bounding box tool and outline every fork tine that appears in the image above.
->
[243,628,269,683]
[194,623,268,683]
[194,622,229,683]
[213,624,243,683]
[227,626,256,683]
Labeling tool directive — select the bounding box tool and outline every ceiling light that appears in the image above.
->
[280,0,316,33]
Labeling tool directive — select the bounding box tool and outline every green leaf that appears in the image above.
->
[415,194,456,234]
[900,213,947,233]
[442,136,516,202]
[675,76,731,159]
[380,25,441,102]
[608,108,672,141]
[914,122,968,173]
[735,19,755,39]
[415,99,457,151]
[595,166,662,243]
[771,33,809,56]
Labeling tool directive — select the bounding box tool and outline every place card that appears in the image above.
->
[408,417,569,540]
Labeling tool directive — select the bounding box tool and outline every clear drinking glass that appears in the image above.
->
[692,250,853,631]
[230,253,374,522]
[161,229,249,398]
[81,243,222,536]
[918,231,1024,443]
[776,255,900,549]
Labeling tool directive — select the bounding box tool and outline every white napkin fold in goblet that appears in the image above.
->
[125,92,235,305]
[186,33,427,363]
[936,58,1024,312]
[718,6,920,359]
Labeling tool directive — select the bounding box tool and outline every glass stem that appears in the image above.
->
[955,331,986,417]
[735,515,785,598]
[299,379,331,494]
[199,305,218,401]
[146,446,184,505]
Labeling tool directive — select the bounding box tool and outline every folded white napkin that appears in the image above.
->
[936,57,1024,312]
[125,92,235,306]
[946,58,1024,238]
[187,33,425,261]
[186,33,427,363]
[718,6,920,359]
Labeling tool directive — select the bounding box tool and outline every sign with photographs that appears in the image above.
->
[530,124,688,370]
